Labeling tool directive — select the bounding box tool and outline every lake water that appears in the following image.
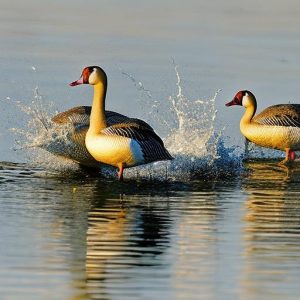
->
[1,0,300,299]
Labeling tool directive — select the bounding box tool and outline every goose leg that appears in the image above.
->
[279,148,296,165]
[117,164,124,181]
[290,150,296,161]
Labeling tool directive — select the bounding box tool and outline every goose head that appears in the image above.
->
[69,66,107,87]
[226,90,256,108]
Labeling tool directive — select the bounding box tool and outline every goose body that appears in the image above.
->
[69,66,173,179]
[226,90,300,163]
[49,106,143,168]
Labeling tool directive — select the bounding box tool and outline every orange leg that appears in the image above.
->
[117,164,124,181]
[280,148,296,165]
[290,150,296,161]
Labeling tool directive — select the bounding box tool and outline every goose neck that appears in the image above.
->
[240,102,256,127]
[89,82,107,134]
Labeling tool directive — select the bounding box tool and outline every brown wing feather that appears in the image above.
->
[253,104,300,127]
[102,122,160,143]
[52,106,131,126]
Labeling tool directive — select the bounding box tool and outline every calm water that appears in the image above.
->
[1,0,300,299]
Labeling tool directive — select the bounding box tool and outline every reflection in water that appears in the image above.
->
[68,180,229,300]
[86,205,129,300]
[2,162,300,299]
[64,181,175,300]
[85,190,172,299]
[171,190,221,300]
[241,161,300,300]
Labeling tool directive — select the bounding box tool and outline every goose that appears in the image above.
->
[226,90,300,164]
[69,66,173,180]
[49,106,133,169]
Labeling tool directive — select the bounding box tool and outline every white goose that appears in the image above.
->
[69,66,173,180]
[226,90,300,164]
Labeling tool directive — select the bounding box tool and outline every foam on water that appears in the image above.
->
[10,88,81,172]
[11,64,244,181]
[123,63,243,181]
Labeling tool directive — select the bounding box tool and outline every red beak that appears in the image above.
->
[225,97,239,107]
[69,76,84,86]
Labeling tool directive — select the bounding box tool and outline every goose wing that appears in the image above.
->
[253,104,300,127]
[52,106,130,127]
[52,106,154,139]
[52,106,133,147]
[102,123,173,162]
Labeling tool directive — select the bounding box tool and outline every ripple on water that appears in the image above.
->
[239,161,300,299]
[1,161,300,299]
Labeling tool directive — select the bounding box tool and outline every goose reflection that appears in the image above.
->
[59,177,233,300]
[240,161,300,298]
[0,163,242,300]
[81,183,172,299]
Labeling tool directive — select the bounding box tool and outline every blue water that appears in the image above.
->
[1,162,300,300]
[1,1,300,299]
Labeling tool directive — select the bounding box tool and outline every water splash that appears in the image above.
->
[11,64,244,181]
[244,139,284,160]
[9,87,81,172]
[123,63,243,181]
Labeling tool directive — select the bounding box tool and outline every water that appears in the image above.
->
[1,162,300,300]
[2,0,300,299]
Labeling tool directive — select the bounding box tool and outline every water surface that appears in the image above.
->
[1,162,300,299]
[1,1,300,299]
